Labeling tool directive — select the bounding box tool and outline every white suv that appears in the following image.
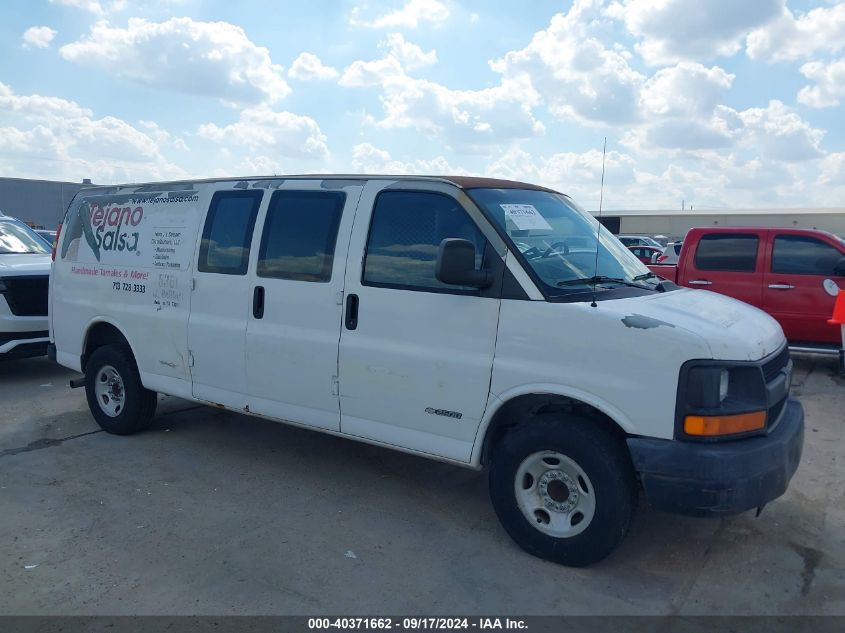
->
[0,213,52,359]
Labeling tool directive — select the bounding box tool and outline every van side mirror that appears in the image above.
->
[435,238,493,288]
[834,257,845,277]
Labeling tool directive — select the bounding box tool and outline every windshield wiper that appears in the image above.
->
[556,275,652,290]
[633,272,658,281]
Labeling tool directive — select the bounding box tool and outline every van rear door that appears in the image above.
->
[243,181,363,431]
[188,188,263,408]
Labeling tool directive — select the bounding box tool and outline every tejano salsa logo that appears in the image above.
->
[80,201,144,261]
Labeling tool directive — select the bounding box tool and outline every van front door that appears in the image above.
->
[244,182,363,431]
[338,184,501,462]
[188,189,263,408]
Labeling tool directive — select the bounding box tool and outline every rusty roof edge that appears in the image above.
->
[74,174,563,194]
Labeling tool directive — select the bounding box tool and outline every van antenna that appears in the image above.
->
[590,137,607,308]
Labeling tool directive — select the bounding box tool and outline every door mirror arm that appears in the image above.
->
[435,238,493,288]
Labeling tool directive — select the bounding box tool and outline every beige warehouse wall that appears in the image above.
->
[619,214,845,240]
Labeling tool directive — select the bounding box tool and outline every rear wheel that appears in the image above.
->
[85,344,157,435]
[489,414,637,567]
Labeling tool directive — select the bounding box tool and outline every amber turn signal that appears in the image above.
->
[684,411,766,436]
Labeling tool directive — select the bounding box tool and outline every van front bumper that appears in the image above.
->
[626,398,804,517]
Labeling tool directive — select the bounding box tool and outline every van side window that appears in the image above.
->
[198,190,262,275]
[694,234,759,272]
[362,191,486,292]
[257,191,346,282]
[772,235,843,276]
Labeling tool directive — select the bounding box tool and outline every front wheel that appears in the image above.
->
[85,344,157,435]
[489,414,637,567]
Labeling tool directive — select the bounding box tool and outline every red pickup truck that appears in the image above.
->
[649,227,845,347]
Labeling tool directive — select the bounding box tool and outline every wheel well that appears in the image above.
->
[82,322,130,373]
[480,394,628,466]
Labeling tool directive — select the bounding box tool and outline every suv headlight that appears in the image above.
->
[677,363,768,440]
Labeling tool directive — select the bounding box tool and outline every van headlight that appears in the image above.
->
[677,363,768,439]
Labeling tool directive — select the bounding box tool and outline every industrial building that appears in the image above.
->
[0,177,91,229]
[594,207,845,240]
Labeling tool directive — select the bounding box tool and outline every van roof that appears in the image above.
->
[81,175,560,194]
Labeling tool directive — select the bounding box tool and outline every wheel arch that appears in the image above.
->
[81,318,138,374]
[472,385,634,468]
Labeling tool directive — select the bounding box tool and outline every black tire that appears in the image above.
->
[85,344,157,435]
[489,413,637,567]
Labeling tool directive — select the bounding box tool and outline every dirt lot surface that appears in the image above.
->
[1,355,843,615]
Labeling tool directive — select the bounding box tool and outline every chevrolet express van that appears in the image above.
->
[49,176,804,566]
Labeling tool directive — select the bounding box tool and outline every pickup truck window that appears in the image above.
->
[257,191,345,282]
[694,234,758,272]
[198,190,262,275]
[362,191,486,292]
[772,235,843,276]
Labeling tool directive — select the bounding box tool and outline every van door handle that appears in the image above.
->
[345,294,359,330]
[253,286,265,319]
[768,283,794,290]
[688,280,712,286]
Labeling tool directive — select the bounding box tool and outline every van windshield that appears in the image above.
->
[467,188,656,296]
[0,220,50,255]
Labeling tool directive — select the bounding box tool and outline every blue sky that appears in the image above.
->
[1,0,844,210]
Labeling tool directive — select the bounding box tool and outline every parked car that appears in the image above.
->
[50,176,803,567]
[628,245,663,264]
[656,241,683,264]
[617,234,663,248]
[649,227,845,346]
[0,212,51,359]
[35,229,57,247]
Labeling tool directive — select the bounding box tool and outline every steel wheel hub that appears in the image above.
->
[514,450,596,538]
[94,364,125,418]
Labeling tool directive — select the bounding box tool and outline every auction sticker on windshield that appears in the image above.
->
[500,204,552,231]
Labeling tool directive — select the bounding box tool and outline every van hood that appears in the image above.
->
[607,287,784,361]
[0,253,52,275]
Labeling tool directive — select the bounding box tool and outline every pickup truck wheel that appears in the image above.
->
[489,414,637,567]
[85,344,157,435]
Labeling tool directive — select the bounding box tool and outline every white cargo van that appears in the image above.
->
[49,176,804,566]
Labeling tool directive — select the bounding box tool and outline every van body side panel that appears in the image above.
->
[337,180,500,462]
[51,186,203,388]
[187,187,266,409]
[243,181,364,432]
[487,297,713,445]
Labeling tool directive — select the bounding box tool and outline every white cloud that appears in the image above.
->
[59,18,290,104]
[339,33,436,87]
[641,63,735,118]
[197,108,329,159]
[746,2,845,61]
[490,0,645,125]
[351,0,450,29]
[607,0,782,65]
[341,34,542,150]
[350,143,466,174]
[0,82,184,183]
[797,58,845,107]
[288,53,339,81]
[22,26,57,49]
[734,100,824,162]
[49,0,105,14]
